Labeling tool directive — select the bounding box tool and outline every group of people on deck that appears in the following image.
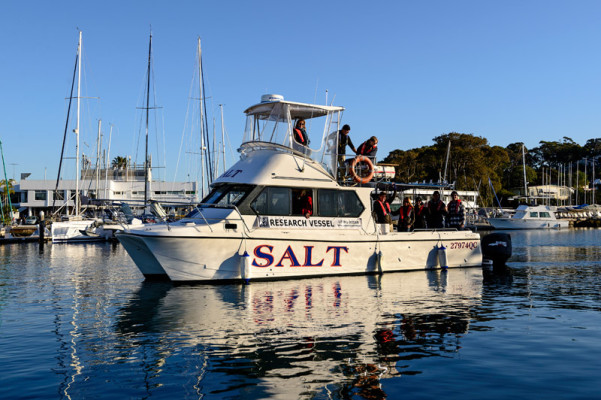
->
[292,119,466,230]
[373,190,465,231]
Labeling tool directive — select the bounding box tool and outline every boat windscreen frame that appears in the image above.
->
[198,183,256,209]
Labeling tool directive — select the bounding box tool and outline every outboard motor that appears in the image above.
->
[482,232,512,267]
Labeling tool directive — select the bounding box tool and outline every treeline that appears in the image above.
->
[381,133,601,207]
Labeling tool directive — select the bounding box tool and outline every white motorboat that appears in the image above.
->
[117,95,483,282]
[487,204,569,230]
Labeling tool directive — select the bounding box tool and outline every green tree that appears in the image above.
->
[382,132,510,206]
[0,179,16,224]
[111,156,128,169]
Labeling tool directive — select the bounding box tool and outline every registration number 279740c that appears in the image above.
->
[449,241,479,250]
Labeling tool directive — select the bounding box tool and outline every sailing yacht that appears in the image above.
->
[51,32,106,243]
[117,95,483,282]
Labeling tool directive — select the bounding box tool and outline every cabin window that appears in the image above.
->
[202,184,255,208]
[318,190,338,217]
[251,187,290,215]
[539,212,550,218]
[529,212,539,218]
[318,189,364,217]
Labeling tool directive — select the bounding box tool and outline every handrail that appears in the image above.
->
[232,205,252,236]
[192,206,214,232]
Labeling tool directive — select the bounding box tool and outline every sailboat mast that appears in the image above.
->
[53,34,79,215]
[144,33,152,207]
[575,162,578,205]
[96,119,101,198]
[0,139,11,221]
[105,125,112,199]
[198,38,205,200]
[220,104,226,175]
[522,144,528,203]
[199,42,213,185]
[443,140,451,183]
[75,31,82,217]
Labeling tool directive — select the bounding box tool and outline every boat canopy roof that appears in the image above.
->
[244,100,344,120]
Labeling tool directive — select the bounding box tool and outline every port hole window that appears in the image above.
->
[318,190,364,217]
[251,187,291,216]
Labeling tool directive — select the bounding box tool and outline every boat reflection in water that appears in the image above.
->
[117,268,483,398]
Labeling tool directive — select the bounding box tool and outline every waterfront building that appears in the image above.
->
[11,165,197,219]
[527,185,572,202]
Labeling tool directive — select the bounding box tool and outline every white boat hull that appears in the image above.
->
[488,218,569,230]
[51,220,107,243]
[118,228,482,282]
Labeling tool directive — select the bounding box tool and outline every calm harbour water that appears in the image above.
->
[0,229,600,399]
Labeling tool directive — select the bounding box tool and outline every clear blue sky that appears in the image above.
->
[2,0,601,182]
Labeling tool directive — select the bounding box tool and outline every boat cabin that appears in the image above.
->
[196,183,366,221]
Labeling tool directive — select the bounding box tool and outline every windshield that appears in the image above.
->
[200,184,255,208]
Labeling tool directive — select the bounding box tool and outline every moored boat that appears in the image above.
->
[487,204,569,230]
[117,95,484,282]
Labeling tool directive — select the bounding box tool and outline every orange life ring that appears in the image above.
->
[349,155,375,184]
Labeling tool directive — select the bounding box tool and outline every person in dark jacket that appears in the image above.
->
[337,124,357,180]
[397,197,415,232]
[446,190,465,229]
[373,191,392,228]
[426,191,447,229]
[413,197,427,229]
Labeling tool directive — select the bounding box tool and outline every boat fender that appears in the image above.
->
[240,251,251,281]
[376,250,383,274]
[349,155,375,184]
[438,244,448,269]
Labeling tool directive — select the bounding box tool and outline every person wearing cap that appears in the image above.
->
[446,190,465,229]
[413,196,427,229]
[426,190,447,229]
[336,124,357,180]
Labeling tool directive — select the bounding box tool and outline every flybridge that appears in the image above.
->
[241,94,345,178]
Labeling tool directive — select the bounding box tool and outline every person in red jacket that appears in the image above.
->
[413,197,427,229]
[357,136,378,162]
[397,197,415,232]
[299,190,313,218]
[293,119,309,146]
[373,191,392,226]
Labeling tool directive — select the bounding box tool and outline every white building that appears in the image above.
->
[526,185,573,202]
[14,167,197,218]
